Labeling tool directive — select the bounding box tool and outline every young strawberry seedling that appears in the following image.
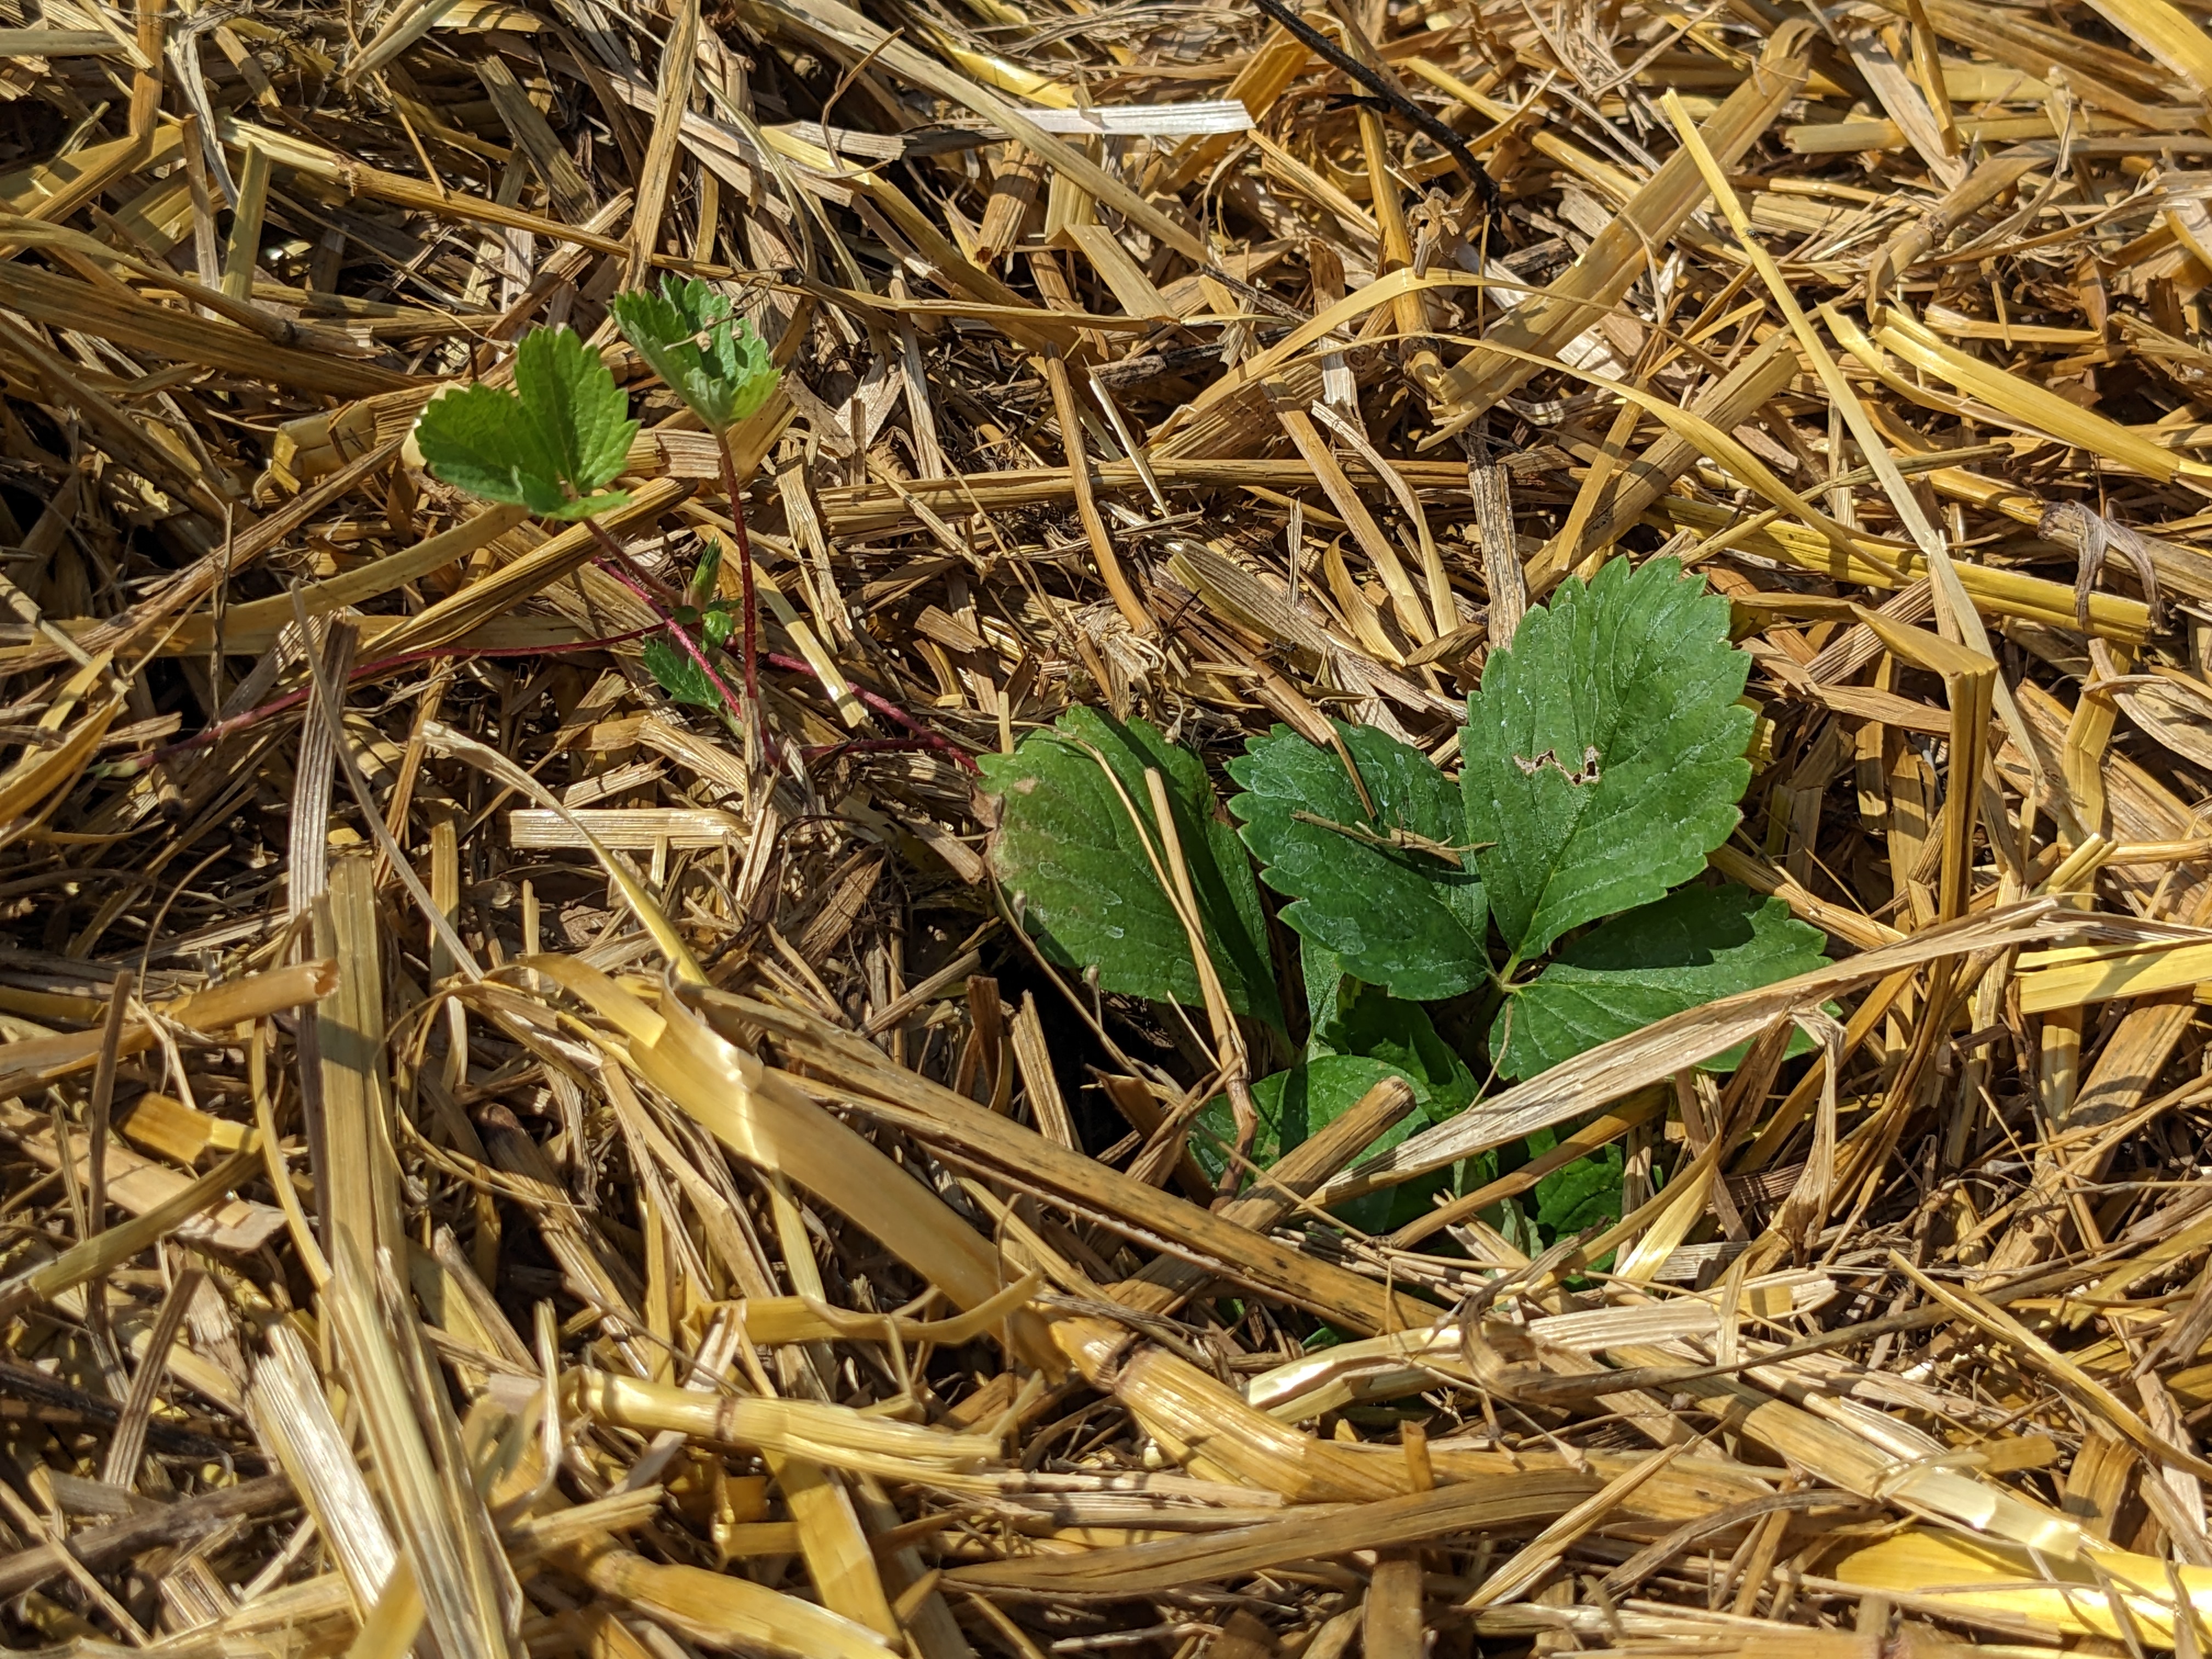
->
[984,558,1830,1243]
[411,318,754,737]
[609,277,780,729]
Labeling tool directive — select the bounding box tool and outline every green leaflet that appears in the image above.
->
[1195,1050,1454,1234]
[609,276,779,433]
[1230,723,1487,1001]
[1530,1130,1626,1237]
[1302,943,1348,1045]
[643,635,730,712]
[645,547,738,712]
[1465,557,1753,964]
[981,708,1283,1030]
[1197,980,1471,1233]
[410,383,567,515]
[1493,883,1829,1080]
[1315,979,1477,1114]
[1311,985,1475,1231]
[413,326,636,520]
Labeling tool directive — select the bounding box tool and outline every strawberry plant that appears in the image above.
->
[608,277,779,722]
[411,317,755,730]
[984,557,1827,1240]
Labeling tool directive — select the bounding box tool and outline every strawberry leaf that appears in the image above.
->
[642,636,724,710]
[609,276,779,433]
[1465,557,1754,964]
[1316,979,1478,1113]
[410,383,569,516]
[513,325,636,500]
[1531,1134,1624,1236]
[1195,1053,1455,1234]
[1493,883,1827,1080]
[413,325,637,520]
[1230,722,1487,1002]
[981,708,1283,1030]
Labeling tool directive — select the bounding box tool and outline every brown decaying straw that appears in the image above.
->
[13,0,2212,1652]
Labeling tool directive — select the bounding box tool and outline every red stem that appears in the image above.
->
[710,427,760,714]
[151,624,659,760]
[802,737,974,766]
[763,651,978,772]
[157,520,967,782]
[584,518,748,723]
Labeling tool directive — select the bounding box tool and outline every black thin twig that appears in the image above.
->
[1245,0,1497,217]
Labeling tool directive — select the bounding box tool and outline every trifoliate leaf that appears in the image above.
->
[981,708,1283,1029]
[1465,557,1753,964]
[642,636,724,710]
[413,325,636,520]
[1230,722,1487,1002]
[609,276,779,433]
[1493,883,1827,1080]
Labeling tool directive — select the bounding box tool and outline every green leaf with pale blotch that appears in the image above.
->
[1466,558,1753,964]
[413,326,636,520]
[981,708,1283,1030]
[1230,722,1487,1001]
[610,276,778,433]
[1494,883,1827,1080]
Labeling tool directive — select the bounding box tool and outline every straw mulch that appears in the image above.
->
[10,0,2212,1653]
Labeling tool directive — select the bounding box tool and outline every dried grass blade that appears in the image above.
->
[327,1235,522,1659]
[1426,26,1811,437]
[250,1321,400,1612]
